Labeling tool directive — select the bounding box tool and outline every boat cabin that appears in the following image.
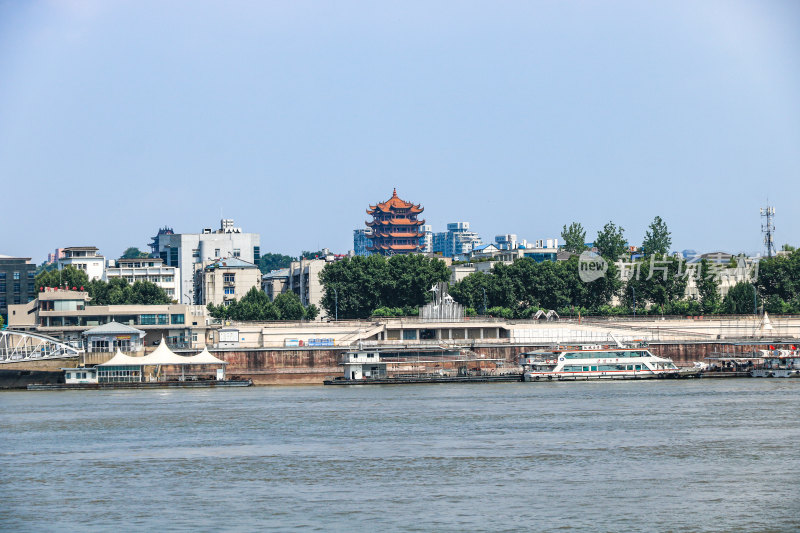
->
[342,351,387,380]
[62,367,98,384]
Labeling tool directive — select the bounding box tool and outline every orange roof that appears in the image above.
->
[367,244,421,251]
[367,189,424,214]
[366,218,425,226]
[371,231,424,238]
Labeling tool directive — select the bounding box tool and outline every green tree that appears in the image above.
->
[0,314,4,329]
[258,253,294,274]
[722,282,757,314]
[300,250,326,260]
[641,216,672,257]
[35,265,89,291]
[274,292,305,320]
[561,222,587,254]
[304,304,320,320]
[695,259,720,314]
[624,256,688,311]
[318,254,449,319]
[120,247,149,259]
[595,222,628,261]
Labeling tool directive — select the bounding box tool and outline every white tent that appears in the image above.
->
[138,339,193,366]
[187,347,228,365]
[99,348,147,366]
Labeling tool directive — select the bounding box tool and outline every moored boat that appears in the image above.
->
[520,343,683,381]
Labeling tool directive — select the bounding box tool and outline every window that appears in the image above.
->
[192,248,200,258]
[13,283,20,293]
[170,248,179,266]
[0,282,5,292]
[13,272,20,280]
[0,273,5,279]
[0,296,7,307]
[140,314,156,325]
[171,314,185,324]
[13,296,20,305]
[224,287,235,295]
[233,248,241,258]
[214,248,220,257]
[223,273,235,283]
[253,246,260,261]
[27,272,35,279]
[28,283,34,292]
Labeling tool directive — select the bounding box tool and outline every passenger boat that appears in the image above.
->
[750,348,800,378]
[520,343,682,381]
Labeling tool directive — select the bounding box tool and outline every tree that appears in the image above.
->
[304,304,320,320]
[641,216,672,257]
[722,282,757,314]
[624,256,688,312]
[695,259,720,314]
[0,314,4,329]
[318,254,449,319]
[300,250,326,260]
[120,247,149,259]
[258,253,294,274]
[561,222,587,254]
[35,265,89,291]
[274,292,305,320]
[595,222,628,261]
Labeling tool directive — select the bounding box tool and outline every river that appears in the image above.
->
[1,380,798,532]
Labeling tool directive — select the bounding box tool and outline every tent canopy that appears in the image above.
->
[98,342,227,366]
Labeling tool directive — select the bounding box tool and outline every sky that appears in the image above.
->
[1,0,798,263]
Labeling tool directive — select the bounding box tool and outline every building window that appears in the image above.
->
[13,296,20,305]
[0,296,6,307]
[0,273,5,279]
[224,287,235,295]
[28,283,34,293]
[27,272,35,279]
[171,314,185,324]
[254,246,260,261]
[13,283,20,293]
[13,272,20,280]
[192,248,200,258]
[170,248,179,266]
[0,282,5,292]
[233,248,241,258]
[214,248,220,257]
[223,273,235,283]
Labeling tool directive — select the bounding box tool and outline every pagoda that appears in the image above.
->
[366,189,425,255]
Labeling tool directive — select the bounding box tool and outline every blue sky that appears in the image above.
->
[1,0,798,262]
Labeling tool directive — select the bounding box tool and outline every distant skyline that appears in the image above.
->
[2,1,798,263]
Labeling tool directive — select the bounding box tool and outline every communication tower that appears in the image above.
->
[760,204,775,258]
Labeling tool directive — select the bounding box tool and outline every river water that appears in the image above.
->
[1,380,799,532]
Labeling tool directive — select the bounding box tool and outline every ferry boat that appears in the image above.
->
[520,343,682,381]
[750,348,800,378]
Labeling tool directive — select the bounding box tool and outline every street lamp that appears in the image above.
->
[632,287,636,317]
[333,287,338,321]
[752,284,757,316]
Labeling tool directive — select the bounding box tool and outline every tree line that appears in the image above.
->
[35,266,171,305]
[206,287,319,321]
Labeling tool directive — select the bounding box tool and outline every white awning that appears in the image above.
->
[99,349,147,366]
[187,347,228,365]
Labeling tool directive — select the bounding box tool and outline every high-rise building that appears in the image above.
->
[58,247,106,281]
[0,255,36,321]
[433,222,483,257]
[353,229,373,256]
[420,225,433,253]
[365,189,425,255]
[151,219,261,304]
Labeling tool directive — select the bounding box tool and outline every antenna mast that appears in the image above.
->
[760,203,775,258]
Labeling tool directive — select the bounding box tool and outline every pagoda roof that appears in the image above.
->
[371,232,425,238]
[367,244,421,251]
[367,189,424,214]
[366,218,425,226]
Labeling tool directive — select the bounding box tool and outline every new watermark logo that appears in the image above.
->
[578,251,608,282]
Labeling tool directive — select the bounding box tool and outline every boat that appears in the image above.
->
[520,343,683,381]
[750,348,800,378]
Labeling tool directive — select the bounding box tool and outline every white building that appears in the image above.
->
[58,247,105,281]
[104,258,180,301]
[194,257,262,306]
[433,222,483,257]
[150,219,261,304]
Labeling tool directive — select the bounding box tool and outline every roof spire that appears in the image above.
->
[392,188,397,197]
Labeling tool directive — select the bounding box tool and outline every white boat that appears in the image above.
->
[520,344,681,381]
[750,349,800,378]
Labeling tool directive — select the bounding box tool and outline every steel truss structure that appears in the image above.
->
[0,330,84,363]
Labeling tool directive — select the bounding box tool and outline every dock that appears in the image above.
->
[27,379,253,390]
[324,374,523,385]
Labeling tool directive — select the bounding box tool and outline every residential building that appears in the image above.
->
[7,288,209,348]
[104,258,180,301]
[0,255,36,321]
[58,246,105,281]
[46,248,65,264]
[353,229,373,256]
[194,257,262,306]
[365,189,425,255]
[288,254,339,317]
[433,222,483,258]
[420,224,433,253]
[261,268,290,301]
[150,219,261,304]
